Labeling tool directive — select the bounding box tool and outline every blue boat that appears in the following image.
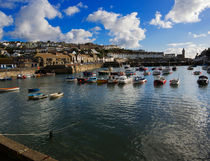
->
[86,77,97,83]
[28,88,40,93]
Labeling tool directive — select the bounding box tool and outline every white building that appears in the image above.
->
[107,52,164,59]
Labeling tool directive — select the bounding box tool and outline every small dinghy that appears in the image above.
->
[0,87,20,92]
[49,92,64,99]
[28,93,48,100]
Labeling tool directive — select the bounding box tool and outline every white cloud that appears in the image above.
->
[64,6,80,16]
[188,32,206,38]
[63,29,95,44]
[0,0,28,9]
[87,9,146,48]
[208,31,210,34]
[149,11,172,29]
[165,42,206,58]
[64,2,87,16]
[0,11,13,39]
[150,0,210,28]
[166,0,210,23]
[11,0,62,41]
[90,26,101,34]
[11,0,94,43]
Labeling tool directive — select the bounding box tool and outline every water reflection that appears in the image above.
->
[0,66,209,161]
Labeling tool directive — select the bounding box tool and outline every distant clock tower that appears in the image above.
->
[182,48,185,58]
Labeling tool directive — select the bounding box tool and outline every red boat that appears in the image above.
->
[77,77,88,83]
[154,76,166,85]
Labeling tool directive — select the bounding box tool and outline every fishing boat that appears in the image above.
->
[133,76,147,84]
[0,87,20,92]
[152,67,157,70]
[49,92,64,99]
[28,88,40,93]
[143,71,151,76]
[86,77,97,83]
[66,76,77,82]
[197,75,209,86]
[158,67,163,70]
[98,70,110,75]
[154,76,166,85]
[97,78,108,84]
[118,75,132,84]
[77,77,88,83]
[170,78,180,86]
[194,71,201,75]
[153,70,161,76]
[107,75,118,84]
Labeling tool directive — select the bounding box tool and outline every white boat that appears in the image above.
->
[153,70,161,76]
[118,75,132,84]
[170,78,180,86]
[0,87,20,92]
[202,66,208,70]
[133,76,147,84]
[50,92,64,99]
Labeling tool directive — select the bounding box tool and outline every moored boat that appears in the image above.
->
[0,87,20,92]
[28,88,40,93]
[172,66,177,71]
[133,76,147,84]
[77,77,88,83]
[162,68,171,75]
[28,93,44,100]
[86,77,97,83]
[153,70,161,76]
[154,76,166,85]
[97,79,108,84]
[107,75,118,84]
[194,71,201,75]
[187,66,193,70]
[118,75,132,84]
[49,92,64,99]
[170,78,180,86]
[125,70,136,76]
[197,75,209,86]
[66,77,77,82]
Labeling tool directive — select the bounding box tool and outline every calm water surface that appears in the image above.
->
[0,66,209,161]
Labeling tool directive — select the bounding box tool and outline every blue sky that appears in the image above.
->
[0,0,210,58]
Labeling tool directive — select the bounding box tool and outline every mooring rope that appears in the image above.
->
[0,122,79,136]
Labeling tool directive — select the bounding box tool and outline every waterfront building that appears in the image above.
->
[34,53,71,67]
[107,51,164,59]
[0,58,17,69]
[177,48,185,59]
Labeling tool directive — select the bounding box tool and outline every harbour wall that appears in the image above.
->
[41,63,103,74]
[0,134,57,161]
[0,68,37,78]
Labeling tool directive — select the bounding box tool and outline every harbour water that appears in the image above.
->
[0,66,209,161]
